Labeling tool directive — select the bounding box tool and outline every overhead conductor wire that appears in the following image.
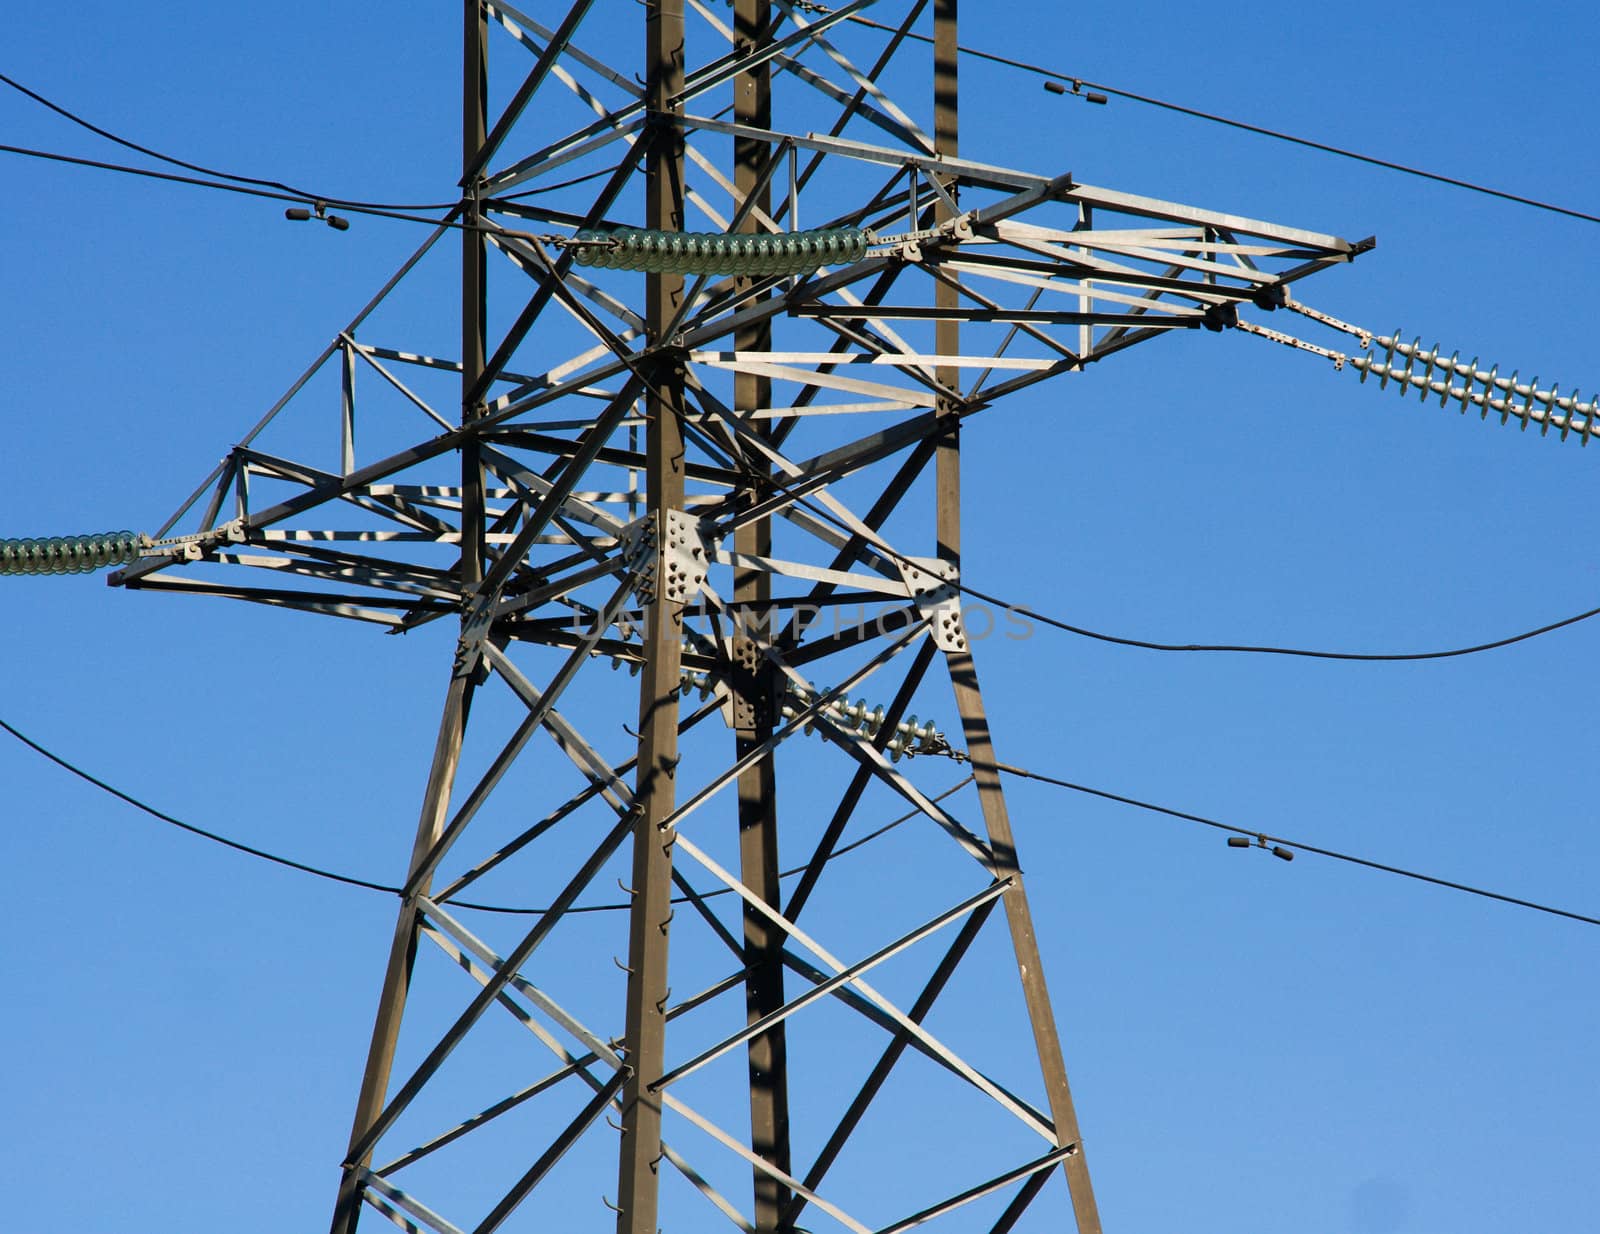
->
[5,713,1596,928]
[0,71,456,211]
[746,434,1600,663]
[951,583,1600,663]
[6,40,1600,231]
[997,762,1600,930]
[0,714,969,916]
[842,17,1600,229]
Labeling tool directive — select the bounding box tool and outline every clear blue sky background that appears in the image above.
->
[4,4,1598,1233]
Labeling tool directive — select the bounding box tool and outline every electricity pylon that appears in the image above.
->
[110,4,1362,1231]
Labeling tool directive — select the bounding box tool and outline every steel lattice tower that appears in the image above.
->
[110,4,1362,1231]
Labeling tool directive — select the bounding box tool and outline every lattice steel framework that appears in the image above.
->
[110,4,1362,1232]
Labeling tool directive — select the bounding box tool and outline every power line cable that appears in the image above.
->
[7,709,1595,929]
[0,714,399,895]
[0,140,586,247]
[498,164,627,200]
[0,140,470,228]
[843,17,1600,229]
[0,71,457,212]
[14,27,1599,238]
[764,470,1600,663]
[994,761,1600,930]
[0,713,967,916]
[0,140,629,243]
[953,581,1600,663]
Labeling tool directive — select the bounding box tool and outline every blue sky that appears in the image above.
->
[4,4,1598,1233]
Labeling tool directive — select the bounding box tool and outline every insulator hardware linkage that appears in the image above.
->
[781,683,947,761]
[0,517,251,579]
[1231,295,1600,449]
[601,645,949,758]
[1232,318,1350,368]
[678,665,948,760]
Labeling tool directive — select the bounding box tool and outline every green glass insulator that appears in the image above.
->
[55,537,81,573]
[573,229,602,267]
[0,530,138,575]
[564,226,865,275]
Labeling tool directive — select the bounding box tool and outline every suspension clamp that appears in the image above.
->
[143,518,248,562]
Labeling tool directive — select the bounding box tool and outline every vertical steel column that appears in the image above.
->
[340,341,356,475]
[329,675,475,1234]
[732,4,792,1230]
[327,12,489,1232]
[933,0,961,576]
[461,0,488,588]
[616,4,686,1233]
[933,0,960,517]
[931,4,1101,1230]
[948,662,1101,1234]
